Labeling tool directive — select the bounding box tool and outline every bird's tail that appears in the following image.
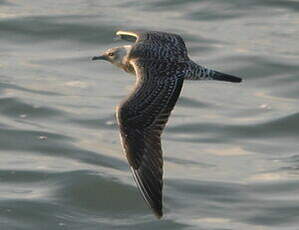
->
[211,71,242,83]
[184,61,242,83]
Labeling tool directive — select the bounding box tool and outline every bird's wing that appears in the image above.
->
[116,59,185,218]
[116,30,189,61]
[116,30,141,42]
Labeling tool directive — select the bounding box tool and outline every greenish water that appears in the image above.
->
[1,1,299,229]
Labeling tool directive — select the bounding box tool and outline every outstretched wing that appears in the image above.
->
[116,30,189,61]
[116,59,185,218]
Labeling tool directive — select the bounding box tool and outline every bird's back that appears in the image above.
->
[125,31,189,62]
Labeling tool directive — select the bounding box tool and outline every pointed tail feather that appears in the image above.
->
[212,71,242,83]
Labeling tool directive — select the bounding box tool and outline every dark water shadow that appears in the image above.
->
[54,171,192,229]
[0,97,63,119]
[0,128,125,170]
[235,0,299,12]
[0,0,9,5]
[244,203,299,226]
[151,0,299,12]
[149,0,199,8]
[0,170,190,229]
[177,96,211,108]
[0,81,63,96]
[48,171,146,213]
[249,180,299,194]
[220,0,299,12]
[0,196,189,230]
[273,155,299,176]
[165,156,214,168]
[168,112,299,143]
[224,56,299,81]
[186,10,241,21]
[167,178,299,227]
[69,114,117,130]
[0,169,55,183]
[0,15,117,44]
[166,178,250,221]
[168,179,246,202]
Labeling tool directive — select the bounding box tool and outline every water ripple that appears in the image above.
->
[0,15,116,44]
[168,112,299,142]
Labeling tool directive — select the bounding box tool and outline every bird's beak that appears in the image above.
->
[92,55,107,61]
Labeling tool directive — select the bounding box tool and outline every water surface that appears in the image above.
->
[1,1,299,229]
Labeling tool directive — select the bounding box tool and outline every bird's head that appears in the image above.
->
[92,46,132,69]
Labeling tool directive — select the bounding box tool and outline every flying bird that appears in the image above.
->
[92,30,242,218]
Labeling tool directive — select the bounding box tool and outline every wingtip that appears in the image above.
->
[116,30,136,36]
[115,30,139,42]
[154,210,163,219]
[115,30,122,36]
[130,166,164,219]
[115,30,128,38]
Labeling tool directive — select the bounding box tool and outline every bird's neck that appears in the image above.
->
[115,45,135,74]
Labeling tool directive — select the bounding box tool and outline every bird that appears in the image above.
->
[92,30,242,219]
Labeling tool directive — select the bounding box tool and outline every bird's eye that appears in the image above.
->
[108,52,114,57]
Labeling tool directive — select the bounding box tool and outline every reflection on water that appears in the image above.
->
[0,0,299,229]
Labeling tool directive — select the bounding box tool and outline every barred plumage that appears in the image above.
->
[92,30,242,218]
